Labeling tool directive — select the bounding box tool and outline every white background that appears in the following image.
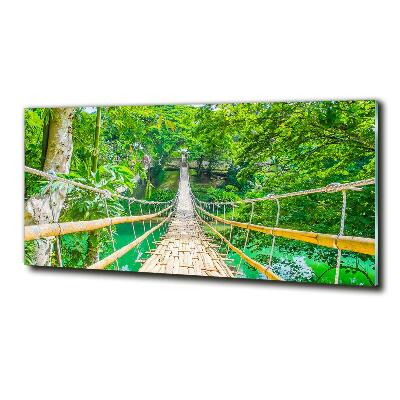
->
[0,1,398,399]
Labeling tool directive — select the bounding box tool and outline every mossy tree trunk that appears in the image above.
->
[196,156,204,176]
[40,110,50,170]
[86,107,102,265]
[91,107,101,173]
[85,229,101,265]
[25,108,75,266]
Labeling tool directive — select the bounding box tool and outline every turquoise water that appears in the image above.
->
[223,246,375,285]
[106,221,375,285]
[102,220,167,271]
[205,223,376,285]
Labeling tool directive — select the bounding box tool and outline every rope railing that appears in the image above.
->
[25,165,178,269]
[194,208,282,280]
[25,162,375,283]
[24,204,174,241]
[24,166,172,205]
[87,211,174,270]
[191,177,375,284]
[195,204,375,255]
[196,178,375,206]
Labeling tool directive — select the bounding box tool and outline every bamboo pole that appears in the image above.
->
[24,205,173,241]
[87,212,173,270]
[195,210,282,281]
[196,205,375,256]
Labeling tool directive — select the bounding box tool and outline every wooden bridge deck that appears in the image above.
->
[139,167,234,277]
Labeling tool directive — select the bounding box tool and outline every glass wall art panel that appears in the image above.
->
[24,100,378,286]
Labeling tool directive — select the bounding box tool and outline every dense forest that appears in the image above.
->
[24,100,376,285]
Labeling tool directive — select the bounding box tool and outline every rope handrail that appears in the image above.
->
[195,203,375,255]
[24,166,173,205]
[87,211,173,270]
[24,204,173,241]
[196,178,375,206]
[194,209,282,280]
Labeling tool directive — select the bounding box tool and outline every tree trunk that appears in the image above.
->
[91,107,101,173]
[86,230,101,265]
[206,160,213,178]
[145,166,154,199]
[25,108,74,266]
[86,107,102,265]
[196,157,204,176]
[40,110,50,170]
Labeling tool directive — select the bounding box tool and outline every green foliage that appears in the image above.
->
[24,240,36,265]
[24,108,45,170]
[233,100,375,188]
[224,185,238,193]
[201,187,241,203]
[61,233,89,268]
[62,163,136,222]
[188,105,234,176]
[148,188,176,202]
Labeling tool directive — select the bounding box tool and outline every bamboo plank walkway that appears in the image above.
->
[139,167,234,277]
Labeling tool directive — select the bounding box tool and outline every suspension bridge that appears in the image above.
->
[24,165,376,284]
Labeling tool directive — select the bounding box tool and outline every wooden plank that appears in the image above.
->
[178,250,188,274]
[88,214,172,270]
[165,252,174,274]
[195,213,282,280]
[172,256,180,274]
[140,256,159,273]
[137,166,234,278]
